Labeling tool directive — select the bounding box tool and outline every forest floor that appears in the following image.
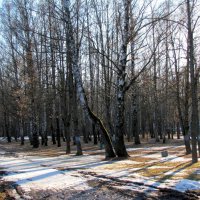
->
[0,137,200,200]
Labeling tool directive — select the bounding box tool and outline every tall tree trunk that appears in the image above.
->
[56,117,61,147]
[51,120,56,145]
[49,2,57,148]
[114,0,131,157]
[186,0,198,163]
[171,36,191,155]
[131,40,140,145]
[152,19,160,143]
[86,0,98,145]
[73,81,83,156]
[63,0,116,159]
[177,122,180,139]
[20,119,24,145]
[20,1,39,148]
[132,89,140,145]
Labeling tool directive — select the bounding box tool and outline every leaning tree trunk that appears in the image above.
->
[63,0,115,159]
[86,0,97,145]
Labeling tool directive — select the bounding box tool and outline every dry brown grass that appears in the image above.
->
[155,162,185,167]
[140,167,172,177]
[141,160,200,182]
[128,156,154,162]
[99,163,147,170]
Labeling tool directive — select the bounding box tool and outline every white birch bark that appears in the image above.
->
[114,0,131,157]
[63,0,115,158]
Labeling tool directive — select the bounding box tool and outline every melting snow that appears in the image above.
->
[0,145,199,196]
[175,179,200,192]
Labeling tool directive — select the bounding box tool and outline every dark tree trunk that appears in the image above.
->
[5,124,11,143]
[171,35,191,155]
[186,0,198,162]
[20,120,24,145]
[56,118,61,147]
[132,89,140,145]
[63,118,71,154]
[51,122,56,145]
[82,125,88,143]
[177,122,180,139]
[32,124,39,148]
[92,123,98,145]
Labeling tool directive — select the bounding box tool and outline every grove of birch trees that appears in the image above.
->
[0,0,200,162]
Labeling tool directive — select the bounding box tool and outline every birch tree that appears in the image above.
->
[63,0,116,159]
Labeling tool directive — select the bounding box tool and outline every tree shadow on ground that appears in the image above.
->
[157,162,193,182]
[22,182,199,200]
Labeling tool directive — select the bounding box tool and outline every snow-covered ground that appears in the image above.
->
[0,145,199,199]
[175,179,200,192]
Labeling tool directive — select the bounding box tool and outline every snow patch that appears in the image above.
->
[148,166,170,169]
[175,179,200,192]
